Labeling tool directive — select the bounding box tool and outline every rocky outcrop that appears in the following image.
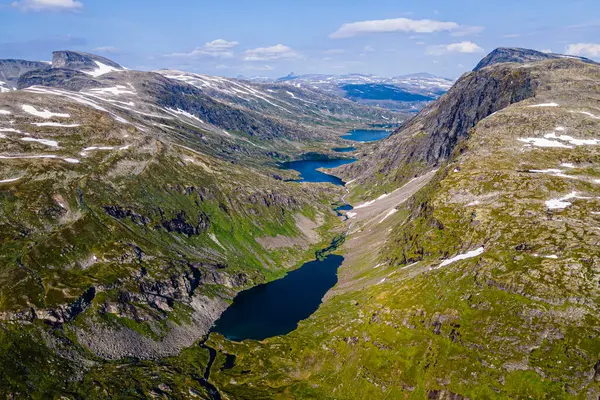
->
[0,59,51,88]
[16,68,103,91]
[52,50,123,73]
[339,58,540,191]
[76,294,228,360]
[159,211,210,236]
[473,47,597,71]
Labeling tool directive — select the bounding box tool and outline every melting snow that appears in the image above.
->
[544,132,600,146]
[355,193,389,209]
[84,61,122,77]
[21,137,59,148]
[560,163,576,168]
[518,137,572,148]
[166,108,204,124]
[22,105,69,119]
[0,176,22,183]
[527,103,559,108]
[346,212,357,219]
[209,233,226,250]
[63,158,80,164]
[572,111,600,120]
[88,86,135,96]
[379,208,398,223]
[545,191,589,210]
[32,122,80,127]
[529,168,576,179]
[533,254,559,259]
[25,87,130,124]
[0,128,24,134]
[80,145,131,156]
[436,247,484,269]
[0,110,11,115]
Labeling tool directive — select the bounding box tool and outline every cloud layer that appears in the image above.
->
[243,44,300,61]
[166,39,239,59]
[566,43,600,57]
[427,41,484,55]
[330,17,481,39]
[12,0,82,11]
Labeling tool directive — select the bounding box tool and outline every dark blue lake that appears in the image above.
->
[211,254,344,341]
[342,129,391,142]
[332,146,356,153]
[281,158,355,186]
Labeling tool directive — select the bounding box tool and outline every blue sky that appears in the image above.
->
[1,0,599,78]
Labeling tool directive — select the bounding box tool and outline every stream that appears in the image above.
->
[197,128,390,396]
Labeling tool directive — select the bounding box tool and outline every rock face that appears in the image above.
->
[339,57,540,193]
[0,59,51,89]
[473,47,597,71]
[51,50,123,73]
[16,68,102,91]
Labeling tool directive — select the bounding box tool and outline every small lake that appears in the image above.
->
[281,158,355,186]
[332,146,356,153]
[211,254,344,341]
[342,129,392,142]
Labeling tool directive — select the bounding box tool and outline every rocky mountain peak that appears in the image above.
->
[473,47,597,71]
[52,50,124,76]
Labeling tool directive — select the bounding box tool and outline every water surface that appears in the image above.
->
[332,146,356,153]
[281,158,355,186]
[212,254,344,341]
[342,129,391,142]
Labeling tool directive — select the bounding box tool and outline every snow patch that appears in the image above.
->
[0,110,11,115]
[518,137,572,148]
[21,137,59,148]
[436,247,484,269]
[544,132,600,146]
[527,103,559,108]
[32,122,80,127]
[545,191,588,210]
[379,208,397,223]
[572,110,600,120]
[0,176,22,183]
[84,61,122,77]
[209,233,226,250]
[88,86,135,96]
[533,254,559,259]
[355,193,389,209]
[22,105,69,119]
[166,108,204,124]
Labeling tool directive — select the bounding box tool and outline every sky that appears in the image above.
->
[0,0,599,79]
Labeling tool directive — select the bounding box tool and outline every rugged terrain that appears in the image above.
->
[171,51,600,400]
[0,50,400,397]
[249,72,454,112]
[1,48,599,399]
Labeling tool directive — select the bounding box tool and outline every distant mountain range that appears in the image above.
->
[240,72,455,112]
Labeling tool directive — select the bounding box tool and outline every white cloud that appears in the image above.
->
[566,43,600,57]
[166,39,239,59]
[243,44,300,61]
[330,17,481,39]
[243,64,274,71]
[12,0,82,11]
[540,49,553,54]
[427,41,484,55]
[363,45,376,52]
